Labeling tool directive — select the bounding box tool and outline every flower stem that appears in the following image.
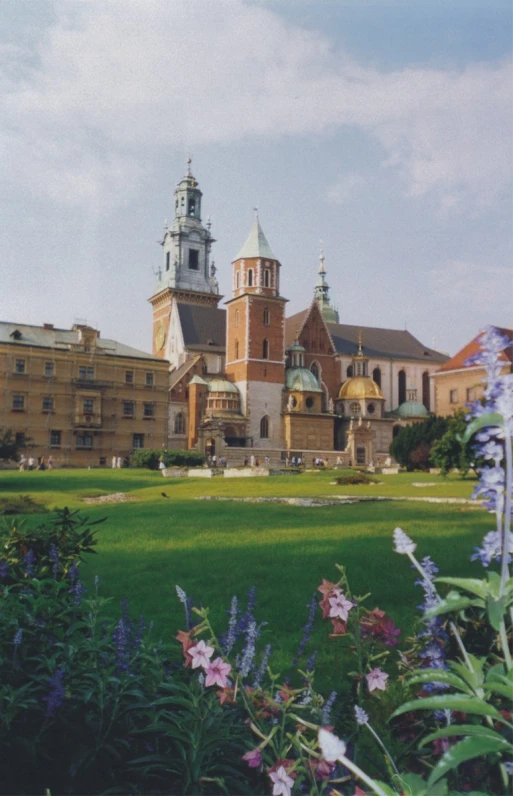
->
[499,619,512,672]
[501,432,512,595]
[366,722,400,777]
[338,753,389,796]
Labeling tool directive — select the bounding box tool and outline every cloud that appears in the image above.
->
[430,260,512,310]
[0,0,511,211]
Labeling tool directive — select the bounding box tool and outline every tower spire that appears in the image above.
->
[313,242,339,324]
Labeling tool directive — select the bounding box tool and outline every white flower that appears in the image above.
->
[328,590,354,621]
[393,527,417,555]
[318,728,346,762]
[269,765,294,796]
[188,639,214,670]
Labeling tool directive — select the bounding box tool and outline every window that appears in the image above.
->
[133,433,144,449]
[78,366,95,380]
[262,339,269,359]
[466,387,477,402]
[50,430,61,448]
[188,249,199,270]
[305,397,314,409]
[247,269,253,287]
[372,367,381,388]
[166,252,170,272]
[188,198,196,216]
[15,432,25,446]
[12,394,25,411]
[350,402,360,415]
[367,403,376,414]
[76,433,93,449]
[83,398,94,414]
[235,309,239,327]
[422,371,431,411]
[125,370,134,384]
[450,389,459,404]
[42,396,54,412]
[264,269,270,287]
[236,271,240,289]
[260,415,269,439]
[263,308,270,326]
[346,365,353,378]
[122,400,134,417]
[235,340,239,359]
[145,372,154,387]
[45,362,55,378]
[398,370,406,405]
[174,413,185,435]
[311,363,319,381]
[143,402,155,418]
[15,359,26,374]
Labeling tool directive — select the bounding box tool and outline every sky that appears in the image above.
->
[1,0,511,357]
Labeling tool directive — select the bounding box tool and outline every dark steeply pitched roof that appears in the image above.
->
[326,322,448,363]
[177,303,226,353]
[438,327,513,372]
[169,355,202,389]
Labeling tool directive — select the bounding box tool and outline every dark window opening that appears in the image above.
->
[166,252,170,271]
[248,269,253,287]
[260,416,269,439]
[133,433,144,449]
[262,339,269,359]
[264,269,270,287]
[398,370,406,405]
[306,397,314,409]
[372,367,381,387]
[188,198,196,216]
[422,371,430,411]
[346,365,353,378]
[188,249,199,270]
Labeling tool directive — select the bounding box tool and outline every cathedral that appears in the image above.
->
[149,161,447,466]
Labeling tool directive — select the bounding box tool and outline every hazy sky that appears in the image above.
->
[1,0,511,356]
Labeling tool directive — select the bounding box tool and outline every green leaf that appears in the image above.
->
[483,682,513,699]
[461,413,504,443]
[391,772,448,796]
[428,735,510,787]
[425,592,484,617]
[486,595,508,630]
[435,578,489,599]
[420,724,513,750]
[390,694,501,722]
[407,669,473,694]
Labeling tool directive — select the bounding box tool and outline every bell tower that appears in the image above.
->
[225,213,287,448]
[149,159,221,358]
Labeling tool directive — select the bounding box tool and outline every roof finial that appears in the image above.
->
[253,206,259,218]
[186,155,192,175]
[319,239,326,274]
[357,329,363,356]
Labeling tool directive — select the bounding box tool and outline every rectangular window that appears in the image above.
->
[166,252,170,272]
[466,387,477,402]
[125,370,134,384]
[145,372,154,387]
[143,402,155,418]
[449,389,459,404]
[42,396,54,412]
[44,362,55,377]
[78,366,95,380]
[83,398,94,414]
[50,430,61,448]
[76,433,93,449]
[12,394,25,411]
[15,359,26,374]
[122,400,135,417]
[188,249,199,270]
[133,433,144,449]
[15,432,25,446]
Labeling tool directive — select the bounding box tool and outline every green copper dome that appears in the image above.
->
[285,367,323,393]
[394,400,428,418]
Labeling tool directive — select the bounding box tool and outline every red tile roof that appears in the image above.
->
[438,327,513,372]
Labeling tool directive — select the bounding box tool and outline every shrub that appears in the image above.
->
[390,415,449,470]
[335,471,378,485]
[130,448,206,469]
[0,494,48,515]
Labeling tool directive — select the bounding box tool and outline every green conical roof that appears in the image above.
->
[234,216,277,261]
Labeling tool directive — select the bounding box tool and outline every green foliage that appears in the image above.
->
[0,494,48,515]
[0,427,30,462]
[389,415,449,470]
[335,471,378,485]
[430,410,477,476]
[130,448,206,470]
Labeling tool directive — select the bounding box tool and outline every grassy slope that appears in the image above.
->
[0,468,485,689]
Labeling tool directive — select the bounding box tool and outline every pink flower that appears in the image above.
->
[242,747,262,768]
[366,668,389,692]
[205,657,232,688]
[188,639,214,670]
[269,765,295,796]
[328,589,353,621]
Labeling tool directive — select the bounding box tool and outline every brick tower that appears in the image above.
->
[225,214,287,448]
[149,159,220,360]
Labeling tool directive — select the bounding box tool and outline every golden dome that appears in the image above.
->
[338,376,383,400]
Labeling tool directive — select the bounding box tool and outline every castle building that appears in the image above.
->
[0,322,169,466]
[150,162,448,464]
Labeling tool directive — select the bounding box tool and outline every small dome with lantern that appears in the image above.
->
[392,387,428,418]
[285,335,324,413]
[335,332,385,419]
[338,376,383,400]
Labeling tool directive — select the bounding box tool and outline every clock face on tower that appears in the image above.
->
[155,324,166,351]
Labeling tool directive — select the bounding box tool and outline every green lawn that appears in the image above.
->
[0,467,486,690]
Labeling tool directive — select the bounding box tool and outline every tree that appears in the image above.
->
[430,409,478,476]
[389,416,449,470]
[0,428,24,462]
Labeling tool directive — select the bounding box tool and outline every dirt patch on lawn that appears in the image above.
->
[82,492,137,505]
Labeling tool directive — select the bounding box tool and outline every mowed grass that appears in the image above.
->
[0,467,485,689]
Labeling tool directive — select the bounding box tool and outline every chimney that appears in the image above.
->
[43,323,54,330]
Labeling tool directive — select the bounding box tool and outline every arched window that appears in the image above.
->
[310,362,320,382]
[422,371,430,411]
[234,309,239,327]
[248,269,253,287]
[372,367,381,387]
[398,370,406,405]
[262,339,269,359]
[236,271,240,289]
[264,269,270,287]
[263,308,270,326]
[174,413,185,435]
[260,415,269,439]
[235,339,239,359]
[346,365,354,378]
